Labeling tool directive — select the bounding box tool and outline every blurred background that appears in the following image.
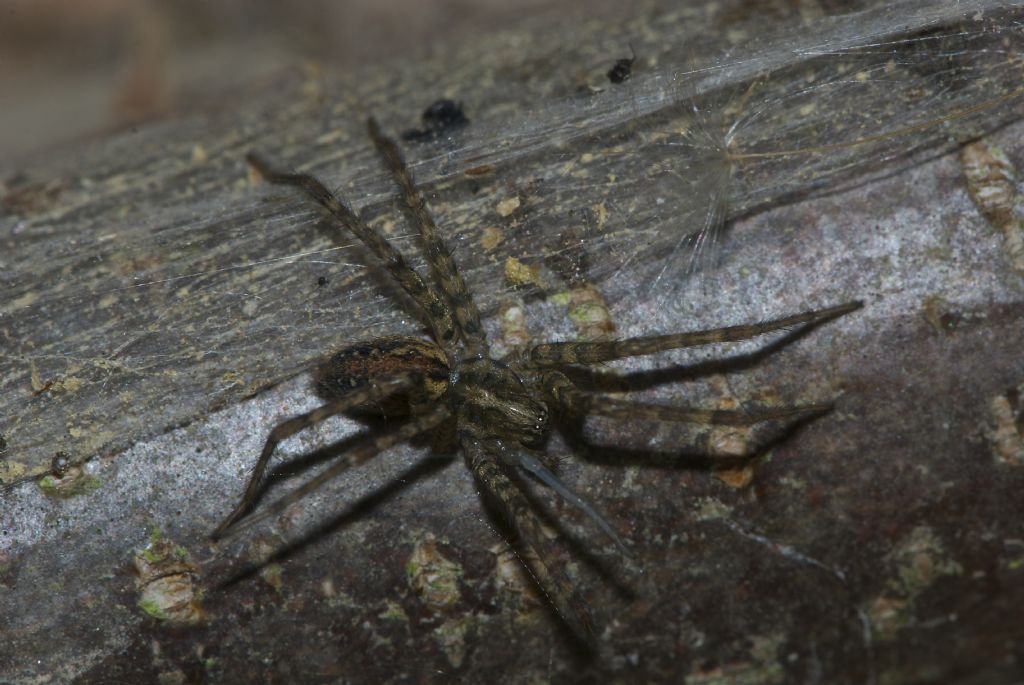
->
[0,0,616,162]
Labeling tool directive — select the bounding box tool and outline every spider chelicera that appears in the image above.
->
[212,117,861,637]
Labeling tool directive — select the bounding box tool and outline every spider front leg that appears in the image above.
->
[529,300,862,366]
[245,151,458,347]
[367,118,487,352]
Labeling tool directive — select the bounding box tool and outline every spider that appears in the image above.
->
[212,117,862,637]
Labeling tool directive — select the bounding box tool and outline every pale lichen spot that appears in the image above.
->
[495,196,521,217]
[405,534,462,614]
[133,528,204,624]
[434,616,472,668]
[378,599,408,622]
[12,290,40,308]
[565,282,615,340]
[866,526,963,641]
[190,143,208,165]
[29,360,44,392]
[503,256,545,288]
[960,140,1024,272]
[988,385,1024,466]
[695,497,732,521]
[480,225,504,251]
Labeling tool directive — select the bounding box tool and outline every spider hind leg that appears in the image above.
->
[464,438,597,639]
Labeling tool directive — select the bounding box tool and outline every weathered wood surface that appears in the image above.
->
[2,1,1024,683]
[2,0,1021,484]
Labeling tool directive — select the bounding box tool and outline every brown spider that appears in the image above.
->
[212,117,861,637]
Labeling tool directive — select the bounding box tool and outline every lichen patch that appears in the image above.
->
[133,528,204,624]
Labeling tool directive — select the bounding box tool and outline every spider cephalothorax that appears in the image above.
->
[213,116,861,637]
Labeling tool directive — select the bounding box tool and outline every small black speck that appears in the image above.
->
[402,99,469,142]
[607,45,637,84]
[317,275,329,287]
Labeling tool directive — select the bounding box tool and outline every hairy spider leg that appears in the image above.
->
[368,117,487,353]
[245,152,458,348]
[542,370,831,425]
[464,437,596,638]
[213,375,422,538]
[528,301,863,365]
[219,405,450,539]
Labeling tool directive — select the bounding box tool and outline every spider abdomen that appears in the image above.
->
[314,336,449,414]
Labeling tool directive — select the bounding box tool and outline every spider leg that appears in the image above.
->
[463,436,596,639]
[529,300,862,366]
[246,152,458,346]
[216,405,450,540]
[367,118,487,353]
[486,438,632,559]
[212,374,420,539]
[542,370,831,425]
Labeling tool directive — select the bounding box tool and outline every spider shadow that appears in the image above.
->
[556,402,827,472]
[556,312,841,469]
[213,422,454,591]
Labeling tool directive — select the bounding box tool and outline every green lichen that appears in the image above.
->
[139,597,170,621]
[0,460,29,483]
[867,526,965,642]
[379,599,409,622]
[888,526,963,597]
[261,563,283,591]
[866,595,911,641]
[549,291,571,306]
[133,529,203,624]
[406,535,463,613]
[434,616,472,669]
[694,496,732,521]
[567,301,607,326]
[141,528,168,563]
[38,471,101,498]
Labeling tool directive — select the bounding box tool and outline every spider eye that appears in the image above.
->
[534,406,549,432]
[522,404,549,442]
